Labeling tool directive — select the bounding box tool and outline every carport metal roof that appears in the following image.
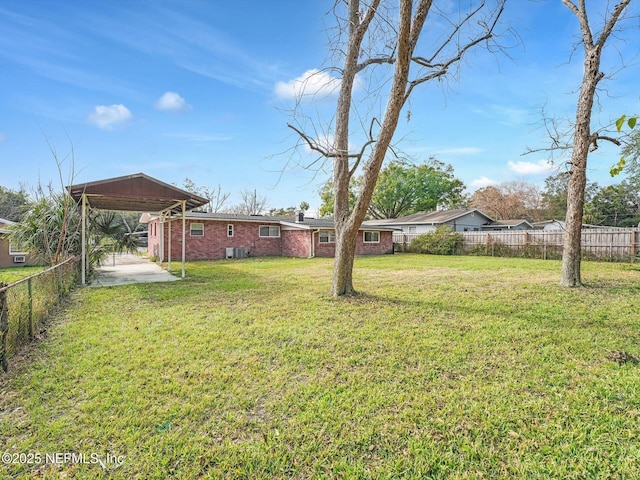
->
[66,173,209,286]
[67,172,208,214]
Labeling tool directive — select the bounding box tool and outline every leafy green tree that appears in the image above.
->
[318,180,356,218]
[0,185,29,221]
[542,172,599,220]
[586,181,639,227]
[367,159,465,219]
[620,126,640,187]
[319,159,464,219]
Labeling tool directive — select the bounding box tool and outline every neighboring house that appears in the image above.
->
[0,218,34,269]
[364,209,495,233]
[145,211,395,261]
[481,219,534,231]
[531,220,620,230]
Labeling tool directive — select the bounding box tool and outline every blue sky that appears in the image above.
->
[1,0,639,212]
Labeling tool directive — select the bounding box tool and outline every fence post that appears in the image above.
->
[28,278,33,339]
[1,283,8,372]
[58,265,63,298]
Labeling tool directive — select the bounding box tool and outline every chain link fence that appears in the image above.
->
[0,256,80,372]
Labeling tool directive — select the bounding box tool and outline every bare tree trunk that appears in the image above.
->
[288,0,506,295]
[332,223,359,295]
[332,0,429,295]
[560,0,631,287]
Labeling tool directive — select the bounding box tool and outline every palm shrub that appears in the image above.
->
[10,194,143,268]
[408,226,464,255]
[10,192,81,265]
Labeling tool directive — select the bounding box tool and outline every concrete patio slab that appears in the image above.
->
[90,253,179,287]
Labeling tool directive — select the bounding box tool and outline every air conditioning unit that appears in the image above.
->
[233,247,248,259]
[13,256,26,263]
[226,247,248,259]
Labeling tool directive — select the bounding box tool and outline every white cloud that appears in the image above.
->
[508,159,554,175]
[275,69,341,100]
[0,133,5,142]
[155,91,191,111]
[471,176,498,188]
[87,104,132,130]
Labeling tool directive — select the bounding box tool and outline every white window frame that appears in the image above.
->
[9,240,27,255]
[190,223,205,237]
[259,225,280,238]
[363,231,380,243]
[319,230,336,243]
[227,224,234,237]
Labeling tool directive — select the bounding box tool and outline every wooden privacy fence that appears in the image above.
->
[0,256,80,372]
[394,228,640,261]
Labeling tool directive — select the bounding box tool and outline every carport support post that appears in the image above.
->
[181,200,186,278]
[81,193,87,286]
[167,216,172,272]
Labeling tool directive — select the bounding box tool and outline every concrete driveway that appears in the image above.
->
[90,253,179,287]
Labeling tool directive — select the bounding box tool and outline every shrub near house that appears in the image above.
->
[409,226,464,255]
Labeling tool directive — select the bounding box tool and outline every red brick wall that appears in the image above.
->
[146,219,393,260]
[313,230,394,257]
[282,229,312,257]
[150,219,284,261]
[147,219,162,259]
[355,230,394,255]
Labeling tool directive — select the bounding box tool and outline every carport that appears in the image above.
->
[67,173,208,285]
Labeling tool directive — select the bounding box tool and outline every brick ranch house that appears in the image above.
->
[145,211,395,261]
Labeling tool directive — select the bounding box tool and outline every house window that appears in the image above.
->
[407,226,417,233]
[227,224,234,237]
[9,240,27,255]
[259,225,280,238]
[363,231,380,243]
[319,231,335,243]
[190,223,204,237]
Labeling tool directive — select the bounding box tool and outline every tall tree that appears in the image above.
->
[0,186,29,222]
[182,178,230,213]
[469,181,545,222]
[620,127,640,189]
[587,181,640,227]
[367,159,465,219]
[290,0,507,295]
[318,179,357,218]
[227,189,268,216]
[542,171,599,220]
[560,0,632,287]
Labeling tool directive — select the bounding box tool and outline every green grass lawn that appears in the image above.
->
[0,266,43,285]
[1,254,639,479]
